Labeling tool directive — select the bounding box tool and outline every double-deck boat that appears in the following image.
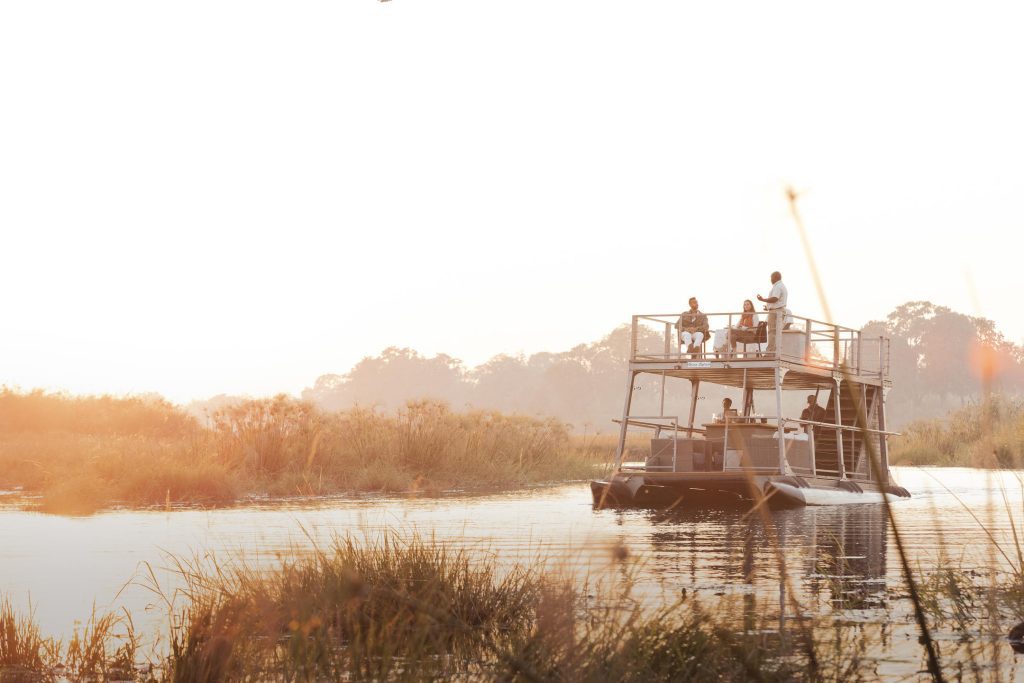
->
[590,311,911,508]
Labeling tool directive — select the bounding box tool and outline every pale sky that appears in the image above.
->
[1,1,1022,402]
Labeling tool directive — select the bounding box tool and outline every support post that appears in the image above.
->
[877,387,890,485]
[672,420,678,472]
[614,370,636,470]
[658,371,666,420]
[809,424,816,476]
[775,366,786,474]
[660,323,670,417]
[775,310,783,359]
[688,379,700,434]
[856,331,863,377]
[742,367,754,417]
[727,312,733,357]
[833,325,841,370]
[723,413,730,471]
[834,378,846,479]
[804,318,812,364]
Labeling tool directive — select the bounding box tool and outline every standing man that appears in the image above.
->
[800,394,826,423]
[756,271,788,355]
[677,297,709,356]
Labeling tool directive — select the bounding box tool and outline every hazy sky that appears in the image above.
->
[2,1,1022,402]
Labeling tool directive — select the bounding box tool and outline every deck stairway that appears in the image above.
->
[813,384,882,479]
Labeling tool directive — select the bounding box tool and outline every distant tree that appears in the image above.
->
[878,301,1024,423]
[469,354,535,414]
[302,347,469,411]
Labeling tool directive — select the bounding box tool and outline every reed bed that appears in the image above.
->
[3,533,887,682]
[9,522,1024,680]
[890,395,1024,468]
[0,598,137,682]
[0,390,599,513]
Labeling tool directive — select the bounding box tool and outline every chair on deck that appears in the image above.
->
[734,320,767,357]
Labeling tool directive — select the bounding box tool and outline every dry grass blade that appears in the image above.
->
[787,187,945,682]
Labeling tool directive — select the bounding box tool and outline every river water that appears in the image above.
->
[3,466,1024,678]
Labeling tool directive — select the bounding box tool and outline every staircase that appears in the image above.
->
[812,384,881,478]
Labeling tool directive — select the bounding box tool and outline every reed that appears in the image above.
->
[0,391,600,513]
[11,527,1024,680]
[0,597,137,682]
[153,533,858,682]
[890,395,1024,468]
[0,597,53,680]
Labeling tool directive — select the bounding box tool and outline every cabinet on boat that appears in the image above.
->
[647,438,714,471]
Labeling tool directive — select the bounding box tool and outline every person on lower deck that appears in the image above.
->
[677,297,709,356]
[718,397,738,422]
[756,271,788,354]
[800,394,826,425]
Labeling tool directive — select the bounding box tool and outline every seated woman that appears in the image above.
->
[711,300,761,357]
[729,300,761,352]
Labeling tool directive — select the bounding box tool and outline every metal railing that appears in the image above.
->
[629,312,890,380]
[623,414,899,479]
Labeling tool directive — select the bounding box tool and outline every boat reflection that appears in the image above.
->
[634,503,889,613]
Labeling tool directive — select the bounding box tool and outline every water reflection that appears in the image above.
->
[630,503,889,616]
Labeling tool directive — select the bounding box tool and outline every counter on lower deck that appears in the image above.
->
[643,421,812,473]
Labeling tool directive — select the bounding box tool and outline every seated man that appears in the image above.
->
[717,397,739,422]
[676,297,709,355]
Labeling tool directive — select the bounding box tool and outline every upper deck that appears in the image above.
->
[629,312,891,389]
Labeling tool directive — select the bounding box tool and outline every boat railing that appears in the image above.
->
[629,312,890,379]
[624,414,899,480]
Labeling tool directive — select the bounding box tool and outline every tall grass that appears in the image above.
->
[10,526,1024,680]
[0,390,600,513]
[6,533,853,681]
[890,395,1024,467]
[0,597,137,682]
[151,534,864,681]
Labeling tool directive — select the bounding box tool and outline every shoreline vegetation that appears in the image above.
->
[0,390,608,515]
[889,395,1024,468]
[2,387,1022,514]
[2,531,1024,681]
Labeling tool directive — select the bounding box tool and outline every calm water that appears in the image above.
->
[3,466,1024,677]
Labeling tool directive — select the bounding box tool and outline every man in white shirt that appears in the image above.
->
[756,271,788,355]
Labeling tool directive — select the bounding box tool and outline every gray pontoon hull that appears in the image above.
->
[590,474,910,509]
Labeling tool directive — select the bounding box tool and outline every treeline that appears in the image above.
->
[863,301,1024,426]
[300,301,1024,430]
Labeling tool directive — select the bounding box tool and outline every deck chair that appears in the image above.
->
[737,321,767,357]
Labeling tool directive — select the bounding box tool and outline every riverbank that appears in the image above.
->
[0,390,607,514]
[889,396,1024,467]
